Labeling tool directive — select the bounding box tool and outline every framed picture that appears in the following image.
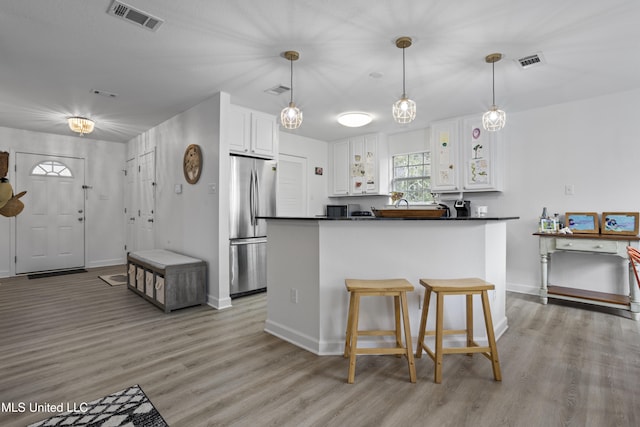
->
[601,212,639,236]
[565,212,599,234]
[183,144,202,184]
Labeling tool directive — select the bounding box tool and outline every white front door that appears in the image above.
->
[15,153,85,274]
[138,150,155,251]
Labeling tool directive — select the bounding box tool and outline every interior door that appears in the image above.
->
[124,157,136,253]
[276,154,307,217]
[15,153,85,274]
[138,150,155,251]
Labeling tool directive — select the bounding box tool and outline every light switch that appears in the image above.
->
[208,183,217,194]
[174,184,182,194]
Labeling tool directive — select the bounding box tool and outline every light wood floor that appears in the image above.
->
[1,266,639,427]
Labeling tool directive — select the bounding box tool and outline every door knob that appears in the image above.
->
[148,219,154,223]
[130,217,136,221]
[78,217,84,222]
[78,209,84,214]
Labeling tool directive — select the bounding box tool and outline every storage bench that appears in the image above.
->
[127,249,207,312]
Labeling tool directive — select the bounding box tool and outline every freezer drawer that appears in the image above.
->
[230,238,267,297]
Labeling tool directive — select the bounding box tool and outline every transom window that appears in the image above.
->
[391,152,433,203]
[30,160,73,177]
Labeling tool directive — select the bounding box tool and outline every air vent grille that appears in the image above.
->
[265,85,290,96]
[516,52,545,69]
[106,0,164,32]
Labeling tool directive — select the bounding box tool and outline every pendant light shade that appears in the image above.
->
[280,50,303,130]
[482,53,506,131]
[392,37,416,124]
[67,116,95,135]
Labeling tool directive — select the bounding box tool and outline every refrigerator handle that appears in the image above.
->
[249,169,255,226]
[254,169,260,223]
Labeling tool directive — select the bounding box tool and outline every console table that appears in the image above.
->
[534,233,640,319]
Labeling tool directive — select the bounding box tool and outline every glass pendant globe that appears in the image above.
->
[482,105,506,131]
[392,97,416,124]
[280,102,303,129]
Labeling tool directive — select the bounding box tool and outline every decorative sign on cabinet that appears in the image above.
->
[330,133,388,196]
[229,105,278,159]
[430,115,503,193]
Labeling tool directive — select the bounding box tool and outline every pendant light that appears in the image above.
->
[280,50,303,129]
[482,53,506,131]
[67,116,95,135]
[392,36,416,124]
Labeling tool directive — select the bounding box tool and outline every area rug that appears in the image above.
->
[28,384,168,426]
[99,273,128,286]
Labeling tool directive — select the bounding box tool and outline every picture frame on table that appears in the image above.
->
[601,212,639,236]
[565,212,599,234]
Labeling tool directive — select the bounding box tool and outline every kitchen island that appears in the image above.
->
[262,215,518,355]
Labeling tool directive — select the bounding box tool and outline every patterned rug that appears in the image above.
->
[99,273,128,286]
[28,385,168,426]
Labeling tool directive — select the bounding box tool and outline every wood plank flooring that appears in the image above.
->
[1,266,639,426]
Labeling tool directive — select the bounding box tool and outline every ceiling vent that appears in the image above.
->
[264,85,290,96]
[515,52,545,69]
[106,1,164,32]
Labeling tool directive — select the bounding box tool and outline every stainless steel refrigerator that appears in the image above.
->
[229,155,277,297]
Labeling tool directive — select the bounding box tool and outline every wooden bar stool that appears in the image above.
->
[343,278,416,384]
[415,278,502,384]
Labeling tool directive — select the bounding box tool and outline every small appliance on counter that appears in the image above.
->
[326,204,361,218]
[454,200,471,217]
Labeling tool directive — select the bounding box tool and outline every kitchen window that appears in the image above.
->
[391,152,433,203]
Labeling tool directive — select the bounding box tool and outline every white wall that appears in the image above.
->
[279,132,330,216]
[0,127,126,277]
[127,93,231,309]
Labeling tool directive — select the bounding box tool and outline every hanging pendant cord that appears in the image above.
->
[289,58,294,104]
[491,62,496,106]
[402,46,406,97]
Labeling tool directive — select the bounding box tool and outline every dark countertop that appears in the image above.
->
[260,216,520,221]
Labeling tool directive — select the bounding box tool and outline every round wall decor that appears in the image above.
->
[183,144,202,184]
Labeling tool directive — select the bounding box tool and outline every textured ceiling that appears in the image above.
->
[1,0,639,143]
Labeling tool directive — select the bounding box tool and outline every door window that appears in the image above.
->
[30,160,73,177]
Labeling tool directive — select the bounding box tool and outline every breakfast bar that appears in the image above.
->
[262,215,518,355]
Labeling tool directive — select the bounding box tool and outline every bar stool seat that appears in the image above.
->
[344,278,416,384]
[416,278,502,384]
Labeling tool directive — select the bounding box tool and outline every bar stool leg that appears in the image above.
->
[416,288,432,358]
[344,291,355,358]
[481,290,502,381]
[434,292,444,384]
[400,291,417,383]
[347,293,361,384]
[394,295,403,355]
[466,293,474,356]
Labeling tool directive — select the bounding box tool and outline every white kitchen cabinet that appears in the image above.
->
[331,139,350,196]
[430,119,460,192]
[430,115,502,193]
[229,105,278,158]
[330,133,387,196]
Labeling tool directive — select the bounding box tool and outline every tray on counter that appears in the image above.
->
[371,208,447,218]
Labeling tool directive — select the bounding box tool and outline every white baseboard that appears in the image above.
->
[207,295,232,310]
[506,282,539,296]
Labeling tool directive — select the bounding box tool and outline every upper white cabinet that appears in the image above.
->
[229,105,278,158]
[330,133,388,196]
[430,115,502,193]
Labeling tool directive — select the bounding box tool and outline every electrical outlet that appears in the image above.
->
[565,184,575,196]
[290,288,298,304]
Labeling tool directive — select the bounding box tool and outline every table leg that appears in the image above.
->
[540,253,549,304]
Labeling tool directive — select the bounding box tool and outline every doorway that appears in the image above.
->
[15,153,86,274]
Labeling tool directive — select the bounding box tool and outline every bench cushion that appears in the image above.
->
[128,249,203,271]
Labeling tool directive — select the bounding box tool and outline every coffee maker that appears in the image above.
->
[454,200,471,217]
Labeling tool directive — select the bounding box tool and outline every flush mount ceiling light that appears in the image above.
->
[392,36,416,124]
[482,53,506,131]
[67,116,95,135]
[337,112,373,128]
[280,50,303,130]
